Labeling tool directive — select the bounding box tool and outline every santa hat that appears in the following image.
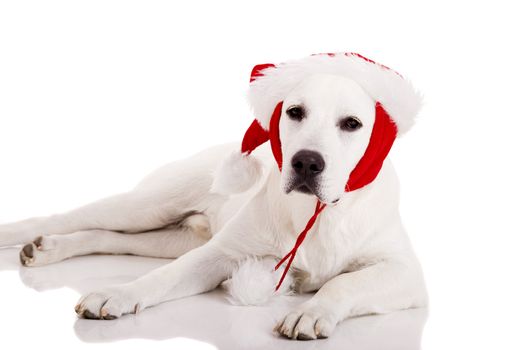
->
[211,52,422,291]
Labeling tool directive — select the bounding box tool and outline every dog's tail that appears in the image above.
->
[222,256,294,306]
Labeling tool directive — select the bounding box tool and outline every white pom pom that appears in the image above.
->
[210,151,263,195]
[224,257,293,306]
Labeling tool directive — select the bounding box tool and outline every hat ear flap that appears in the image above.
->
[268,101,284,170]
[345,102,398,192]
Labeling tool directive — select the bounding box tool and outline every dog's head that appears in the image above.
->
[279,74,375,203]
[211,53,421,202]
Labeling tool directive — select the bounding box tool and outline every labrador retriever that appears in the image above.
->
[0,53,427,340]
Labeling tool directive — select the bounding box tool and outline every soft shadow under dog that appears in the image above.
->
[0,247,428,350]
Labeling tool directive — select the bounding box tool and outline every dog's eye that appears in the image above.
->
[339,117,362,132]
[286,106,305,121]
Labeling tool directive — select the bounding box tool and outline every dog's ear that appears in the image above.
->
[250,63,275,82]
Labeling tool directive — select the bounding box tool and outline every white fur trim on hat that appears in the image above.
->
[248,53,423,135]
[210,151,263,195]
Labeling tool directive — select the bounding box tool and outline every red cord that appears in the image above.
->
[274,200,327,291]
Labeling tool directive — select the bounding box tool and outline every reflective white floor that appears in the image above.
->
[0,247,427,349]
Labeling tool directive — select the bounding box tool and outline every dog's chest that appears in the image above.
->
[282,206,361,290]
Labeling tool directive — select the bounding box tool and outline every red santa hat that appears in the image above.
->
[211,52,422,290]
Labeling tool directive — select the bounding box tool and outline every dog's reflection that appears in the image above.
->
[1,247,427,350]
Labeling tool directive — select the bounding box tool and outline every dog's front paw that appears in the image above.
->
[75,287,141,320]
[274,302,337,340]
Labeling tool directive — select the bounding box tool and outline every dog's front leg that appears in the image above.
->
[75,240,236,319]
[75,186,275,320]
[275,259,427,340]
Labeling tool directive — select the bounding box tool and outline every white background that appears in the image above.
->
[1,1,524,349]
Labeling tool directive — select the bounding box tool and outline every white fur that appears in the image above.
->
[210,150,263,195]
[248,53,423,135]
[0,71,427,341]
[224,256,293,306]
[279,74,377,203]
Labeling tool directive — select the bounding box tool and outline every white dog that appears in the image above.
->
[0,53,427,340]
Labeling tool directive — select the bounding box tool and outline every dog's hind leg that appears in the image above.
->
[0,190,179,247]
[19,212,211,267]
[0,144,234,248]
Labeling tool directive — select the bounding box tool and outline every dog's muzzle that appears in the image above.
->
[287,150,325,196]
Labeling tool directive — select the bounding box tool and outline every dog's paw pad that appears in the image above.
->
[99,307,119,320]
[19,243,34,266]
[297,332,315,340]
[82,309,99,319]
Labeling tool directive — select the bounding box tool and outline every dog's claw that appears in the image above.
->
[33,236,44,250]
[74,304,83,315]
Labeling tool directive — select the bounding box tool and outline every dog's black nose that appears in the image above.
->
[291,150,325,178]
